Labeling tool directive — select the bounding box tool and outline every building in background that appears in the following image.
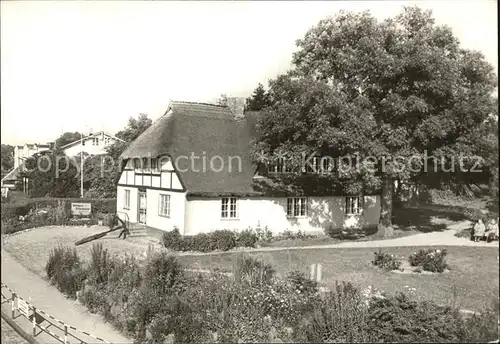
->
[1,131,125,196]
[13,142,53,169]
[58,131,125,156]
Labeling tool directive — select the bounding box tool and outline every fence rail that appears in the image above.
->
[1,283,110,344]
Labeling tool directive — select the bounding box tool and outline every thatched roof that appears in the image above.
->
[120,101,380,198]
[121,101,258,195]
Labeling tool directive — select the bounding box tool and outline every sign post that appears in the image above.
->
[17,298,30,318]
[71,203,92,217]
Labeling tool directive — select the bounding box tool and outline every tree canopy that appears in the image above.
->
[246,83,272,111]
[1,144,14,171]
[55,132,82,150]
[253,6,498,231]
[115,113,152,143]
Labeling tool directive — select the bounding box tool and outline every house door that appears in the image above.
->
[138,192,147,224]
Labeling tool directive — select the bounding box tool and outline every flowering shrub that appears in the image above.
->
[252,225,273,242]
[46,247,498,344]
[276,228,316,241]
[409,249,448,273]
[372,250,403,271]
[294,281,371,343]
[45,245,86,298]
[234,256,275,287]
[236,229,258,247]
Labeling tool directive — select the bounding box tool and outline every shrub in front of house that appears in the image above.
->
[409,249,448,273]
[162,228,257,252]
[372,250,403,271]
[324,223,344,238]
[45,245,86,298]
[236,229,258,248]
[209,230,237,251]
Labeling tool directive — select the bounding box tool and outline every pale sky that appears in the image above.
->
[1,0,497,145]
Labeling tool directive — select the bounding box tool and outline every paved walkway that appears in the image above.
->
[177,223,499,257]
[1,249,131,344]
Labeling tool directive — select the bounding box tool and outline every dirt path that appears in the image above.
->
[177,221,499,257]
[1,249,131,344]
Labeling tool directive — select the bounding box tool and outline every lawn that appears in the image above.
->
[177,245,499,312]
[2,224,498,313]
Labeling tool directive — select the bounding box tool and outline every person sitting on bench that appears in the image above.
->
[473,218,486,242]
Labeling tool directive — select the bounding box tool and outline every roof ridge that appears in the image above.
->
[171,100,228,108]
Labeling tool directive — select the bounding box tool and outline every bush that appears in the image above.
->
[143,252,186,295]
[372,250,403,271]
[275,228,317,241]
[45,245,86,298]
[163,229,240,252]
[409,249,448,273]
[87,243,114,285]
[234,256,275,287]
[325,223,343,238]
[462,298,500,343]
[294,281,371,343]
[162,228,183,250]
[210,230,237,251]
[367,292,469,343]
[252,225,273,242]
[286,270,318,295]
[236,229,258,248]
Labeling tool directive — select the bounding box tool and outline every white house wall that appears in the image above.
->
[145,189,187,233]
[184,195,381,235]
[63,138,109,156]
[117,186,139,223]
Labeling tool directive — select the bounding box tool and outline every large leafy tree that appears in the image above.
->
[254,7,497,234]
[19,152,80,198]
[115,113,152,143]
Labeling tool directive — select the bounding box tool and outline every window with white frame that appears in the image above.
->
[159,194,171,217]
[287,197,307,217]
[221,197,237,218]
[345,196,363,215]
[124,190,131,209]
[93,137,99,146]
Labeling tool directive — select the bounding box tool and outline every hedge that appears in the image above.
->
[1,198,116,221]
[1,197,116,234]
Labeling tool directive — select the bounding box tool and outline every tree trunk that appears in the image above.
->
[377,176,394,237]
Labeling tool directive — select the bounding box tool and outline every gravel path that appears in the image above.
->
[1,249,131,344]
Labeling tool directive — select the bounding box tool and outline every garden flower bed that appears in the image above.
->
[43,243,499,344]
